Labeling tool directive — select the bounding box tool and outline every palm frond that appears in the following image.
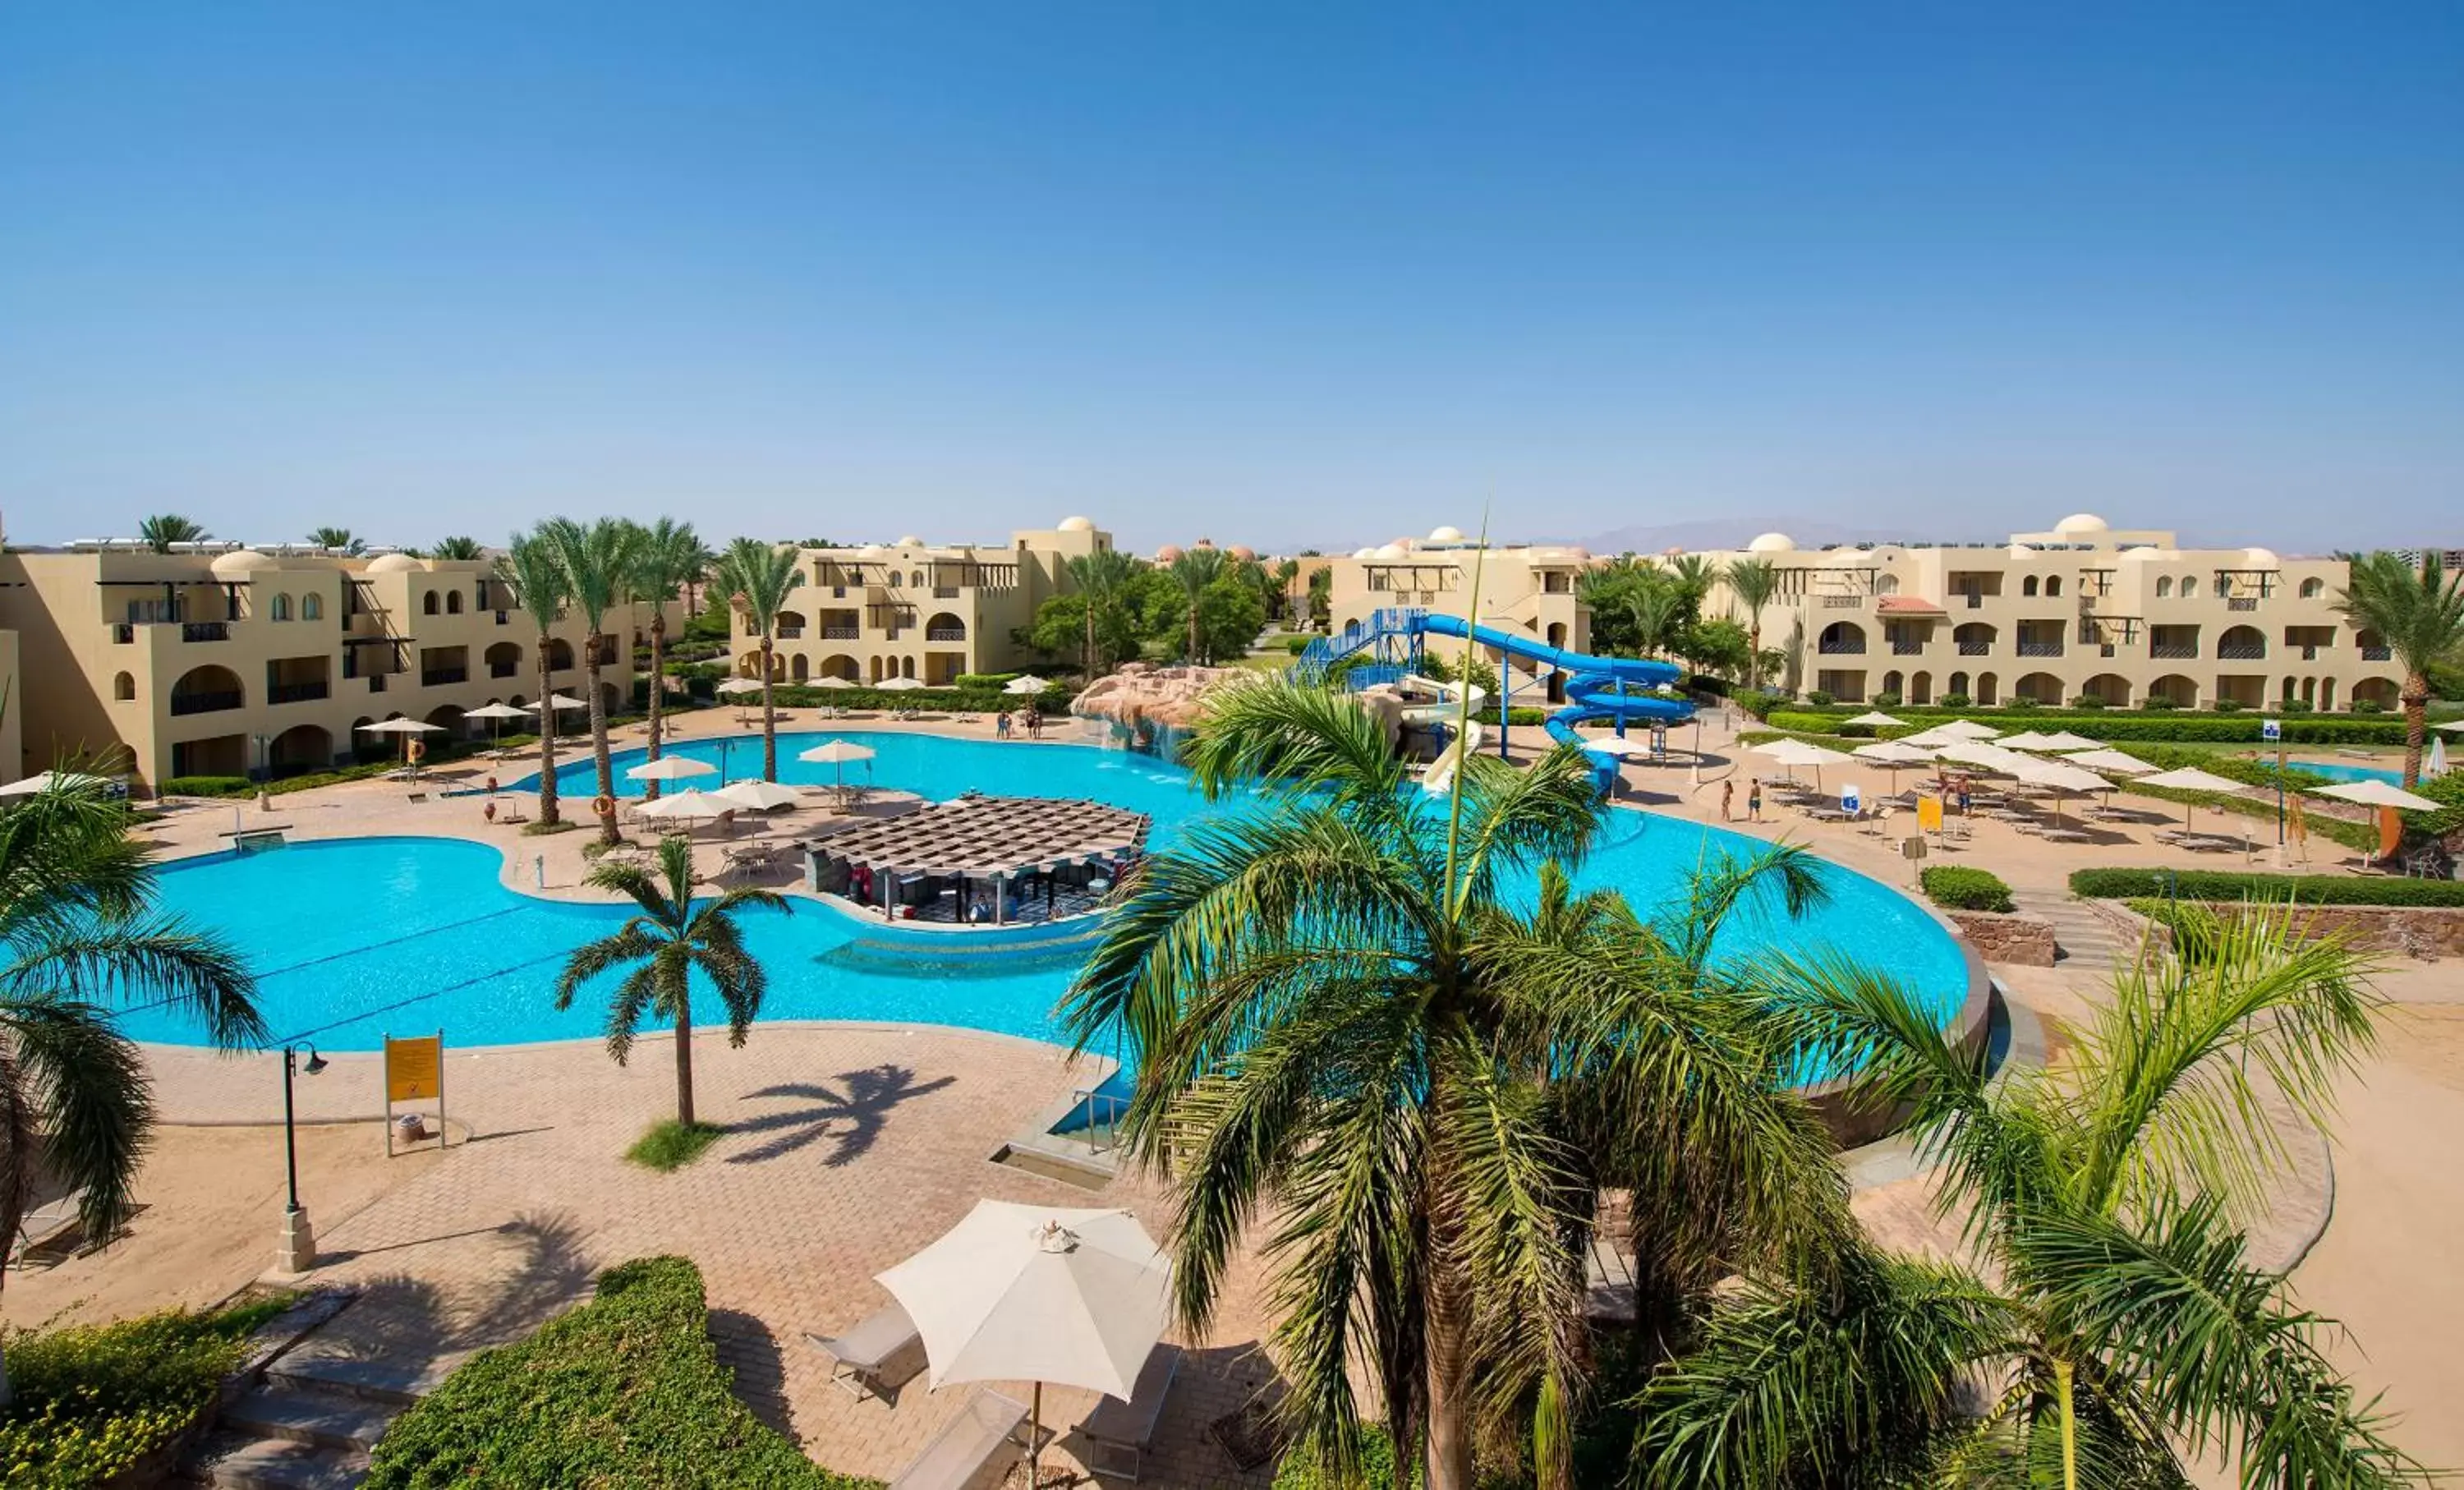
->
[1660,839,1832,973]
[11,916,265,1050]
[553,923,660,1014]
[600,961,663,1065]
[687,908,768,1045]
[1179,676,1412,810]
[2,993,154,1244]
[1446,746,1606,911]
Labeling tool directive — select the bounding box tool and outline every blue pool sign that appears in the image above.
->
[2262,717,2282,743]
[1841,784,1862,815]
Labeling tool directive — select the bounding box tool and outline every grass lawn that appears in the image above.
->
[626,1120,725,1170]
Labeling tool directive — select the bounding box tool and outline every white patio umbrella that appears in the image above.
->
[876,1200,1170,1483]
[711,779,801,812]
[527,693,588,712]
[2013,758,2112,826]
[811,675,858,689]
[357,716,444,772]
[2310,779,2441,812]
[798,738,877,795]
[464,701,530,753]
[1852,739,1936,793]
[0,770,109,798]
[2434,720,2464,734]
[2031,731,2103,752]
[627,756,715,783]
[2429,737,2449,779]
[1996,730,2063,751]
[1843,710,1904,729]
[1002,675,1050,696]
[631,789,724,824]
[876,675,927,692]
[1937,740,2032,773]
[1751,738,1859,790]
[714,678,765,697]
[1932,720,2004,740]
[2134,766,2252,832]
[1900,724,2000,750]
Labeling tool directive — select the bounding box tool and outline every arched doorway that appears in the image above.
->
[267,724,335,777]
[1974,672,2000,706]
[2014,672,2063,705]
[2078,674,2130,707]
[485,641,521,679]
[790,653,810,683]
[1909,670,1933,706]
[2147,674,2198,708]
[545,638,575,673]
[169,664,245,717]
[425,704,468,738]
[2351,677,2399,711]
[819,654,860,682]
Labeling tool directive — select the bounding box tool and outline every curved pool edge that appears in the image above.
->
[1797,904,1997,1147]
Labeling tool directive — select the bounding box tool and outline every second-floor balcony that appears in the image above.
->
[2017,640,2063,657]
[182,621,230,643]
[1892,639,1924,655]
[775,627,805,641]
[2227,596,2259,612]
[1957,640,1991,655]
[2362,645,2393,662]
[1817,638,1865,655]
[925,626,968,643]
[422,666,469,686]
[170,689,241,716]
[269,681,329,705]
[821,625,860,640]
[2217,642,2266,661]
[2151,642,2198,660]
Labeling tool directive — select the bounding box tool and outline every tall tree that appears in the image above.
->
[496,532,572,828]
[538,518,646,845]
[709,538,805,782]
[429,536,484,561]
[2335,551,2464,785]
[1065,678,1846,1489]
[1641,911,2426,1488]
[136,514,209,554]
[1065,547,1143,682]
[307,527,365,556]
[554,835,786,1128]
[1166,548,1231,663]
[1273,558,1303,625]
[1722,557,1782,689]
[0,777,263,1405]
[1626,577,1685,660]
[627,519,706,801]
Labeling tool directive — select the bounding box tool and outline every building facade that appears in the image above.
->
[1322,527,1596,696]
[730,517,1114,687]
[1691,514,2396,711]
[0,545,659,788]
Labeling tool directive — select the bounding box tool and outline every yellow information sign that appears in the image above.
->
[386,1035,442,1103]
[1917,796,1944,835]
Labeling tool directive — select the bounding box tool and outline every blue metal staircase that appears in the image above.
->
[1290,607,1427,690]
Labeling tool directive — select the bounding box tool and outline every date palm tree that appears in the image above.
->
[496,533,570,827]
[554,835,787,1129]
[1065,678,1848,1489]
[626,519,706,800]
[1272,558,1303,626]
[1166,547,1230,663]
[2334,551,2464,785]
[0,776,263,1405]
[429,535,484,561]
[307,527,365,556]
[1065,547,1142,682]
[538,517,645,844]
[136,513,209,554]
[1627,577,1686,660]
[709,538,805,782]
[1722,557,1781,689]
[1638,910,2427,1488]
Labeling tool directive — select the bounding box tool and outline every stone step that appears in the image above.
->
[182,1431,370,1490]
[223,1383,402,1453]
[266,1349,467,1407]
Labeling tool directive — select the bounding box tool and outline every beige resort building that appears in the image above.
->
[1691,514,2397,711]
[1322,525,1597,698]
[0,545,660,788]
[728,517,1114,687]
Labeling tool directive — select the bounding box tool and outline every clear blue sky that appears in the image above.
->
[2,2,2457,554]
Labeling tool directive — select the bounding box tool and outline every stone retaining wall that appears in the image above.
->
[1944,908,2057,967]
[2088,898,2462,961]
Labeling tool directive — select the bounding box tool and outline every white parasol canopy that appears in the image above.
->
[1997,730,2077,752]
[715,678,765,697]
[2135,766,2250,795]
[2016,759,2112,793]
[810,675,858,689]
[464,702,530,721]
[876,1201,1170,1480]
[1931,720,2004,741]
[1937,741,2032,772]
[2061,748,2156,775]
[798,740,876,765]
[627,756,716,783]
[1853,740,1937,764]
[2428,738,2448,779]
[356,717,443,734]
[712,779,801,812]
[631,789,725,822]
[1576,734,1656,759]
[528,694,588,712]
[2311,779,2441,812]
[1002,676,1050,696]
[2031,731,2104,752]
[876,675,927,692]
[1843,710,1903,729]
[0,770,111,798]
[2436,720,2464,734]
[1900,724,2000,750]
[1752,738,1859,770]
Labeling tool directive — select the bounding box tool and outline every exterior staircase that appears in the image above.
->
[2011,886,2128,972]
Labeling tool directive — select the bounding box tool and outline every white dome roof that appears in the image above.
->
[1427,525,1465,543]
[857,545,889,560]
[1156,544,1184,563]
[209,548,276,576]
[894,534,922,547]
[362,552,424,574]
[1372,543,1407,559]
[1352,547,1377,559]
[2054,513,2110,535]
[1056,515,1095,532]
[1746,532,1795,554]
[1229,545,1256,561]
[1390,536,1417,551]
[2243,546,2281,568]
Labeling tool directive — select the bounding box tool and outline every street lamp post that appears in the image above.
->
[274,1042,326,1275]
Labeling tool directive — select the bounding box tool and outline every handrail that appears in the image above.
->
[1069,1088,1129,1153]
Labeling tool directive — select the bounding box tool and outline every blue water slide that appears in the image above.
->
[1412,613,1694,784]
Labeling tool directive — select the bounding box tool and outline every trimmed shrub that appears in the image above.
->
[1938,693,1971,709]
[1920,866,2018,913]
[1836,722,1877,738]
[2282,697,2315,713]
[1286,636,1308,655]
[2069,868,2464,908]
[365,1257,874,1489]
[2069,694,2108,709]
[162,775,254,798]
[1804,689,1835,706]
[0,1296,294,1490]
[2141,694,2182,710]
[2213,697,2245,712]
[2354,698,2387,713]
[1873,692,1902,708]
[2001,697,2043,712]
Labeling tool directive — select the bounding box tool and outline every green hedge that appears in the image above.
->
[1764,709,2411,745]
[752,683,1073,714]
[0,1295,295,1490]
[2069,868,2464,908]
[1920,866,2018,913]
[365,1256,875,1489]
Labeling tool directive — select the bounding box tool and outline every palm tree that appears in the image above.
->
[1273,558,1303,625]
[2335,551,2464,785]
[307,527,365,556]
[1722,557,1781,689]
[554,835,786,1128]
[708,538,804,782]
[496,533,570,828]
[1639,910,2427,1488]
[628,519,706,799]
[538,517,646,845]
[1626,578,1685,660]
[0,777,263,1405]
[430,535,484,561]
[1065,678,1848,1489]
[1065,548,1142,681]
[1166,548,1230,662]
[136,514,209,554]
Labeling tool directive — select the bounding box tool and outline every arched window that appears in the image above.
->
[887,573,903,588]
[270,592,292,621]
[2300,577,2324,599]
[422,591,440,615]
[2181,577,2200,599]
[301,592,323,620]
[2046,575,2062,597]
[911,571,924,588]
[446,590,464,614]
[113,671,136,701]
[2022,576,2039,597]
[2155,577,2172,598]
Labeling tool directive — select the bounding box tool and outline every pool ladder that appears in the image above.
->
[1066,1086,1129,1154]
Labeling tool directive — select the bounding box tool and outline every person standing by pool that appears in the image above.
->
[996,710,1012,740]
[1747,777,1763,822]
[1721,779,1735,821]
[1024,704,1043,740]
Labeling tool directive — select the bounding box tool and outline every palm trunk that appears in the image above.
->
[1747,621,1762,689]
[1421,1253,1474,1490]
[673,1008,696,1128]
[645,611,667,801]
[2403,675,2428,787]
[536,636,560,825]
[1084,601,1096,683]
[1188,601,1202,665]
[761,635,779,781]
[586,637,618,845]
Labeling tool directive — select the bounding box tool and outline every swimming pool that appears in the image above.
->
[131,734,1974,1056]
[2292,760,2406,787]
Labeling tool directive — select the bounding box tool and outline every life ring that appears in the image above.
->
[592,795,616,818]
[406,739,427,763]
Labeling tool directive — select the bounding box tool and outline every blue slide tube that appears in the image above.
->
[1412,614,1694,786]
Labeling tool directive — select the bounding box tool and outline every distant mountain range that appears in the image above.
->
[1540,515,1869,554]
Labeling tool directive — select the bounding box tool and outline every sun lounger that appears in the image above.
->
[804,1299,925,1401]
[9,1189,86,1268]
[887,1388,1030,1490]
[1081,1345,1182,1481]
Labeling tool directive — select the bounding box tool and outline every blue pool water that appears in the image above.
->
[2292,760,2405,787]
[128,734,1972,1055]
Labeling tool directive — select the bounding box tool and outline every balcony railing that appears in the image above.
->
[821,625,860,640]
[2217,644,2267,661]
[2017,640,2063,657]
[112,623,136,644]
[1963,594,1985,609]
[1957,640,1992,655]
[1816,640,1865,655]
[1820,596,1864,609]
[2152,642,2198,660]
[169,690,241,716]
[925,627,968,642]
[2227,596,2259,612]
[1892,640,1924,655]
[269,681,329,705]
[423,667,469,686]
[182,621,230,643]
[491,661,519,678]
[2298,644,2321,661]
[775,628,805,641]
[2362,645,2393,661]
[933,586,959,600]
